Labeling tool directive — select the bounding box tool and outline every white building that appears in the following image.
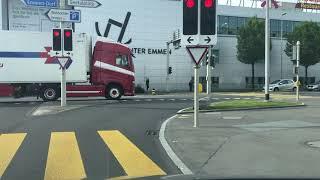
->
[1,0,320,91]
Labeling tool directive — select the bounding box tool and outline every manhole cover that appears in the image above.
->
[306,141,320,148]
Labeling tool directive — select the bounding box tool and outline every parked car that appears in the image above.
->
[306,81,320,91]
[263,79,297,92]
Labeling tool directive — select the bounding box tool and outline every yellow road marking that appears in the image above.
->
[44,132,86,180]
[0,133,26,178]
[98,130,166,177]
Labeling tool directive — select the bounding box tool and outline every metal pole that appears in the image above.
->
[280,18,283,79]
[206,47,212,94]
[296,41,300,102]
[60,0,66,107]
[166,42,169,92]
[264,0,270,101]
[61,67,67,107]
[194,65,199,128]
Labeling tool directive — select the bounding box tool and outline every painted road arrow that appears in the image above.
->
[46,9,81,23]
[67,0,101,8]
[20,0,58,7]
[205,36,211,43]
[187,37,194,44]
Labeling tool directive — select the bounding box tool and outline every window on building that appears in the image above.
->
[228,16,237,35]
[271,19,280,37]
[218,16,229,34]
[237,17,246,31]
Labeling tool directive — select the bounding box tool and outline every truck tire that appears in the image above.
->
[41,87,59,101]
[106,85,122,100]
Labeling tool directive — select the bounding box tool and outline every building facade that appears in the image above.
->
[1,0,320,91]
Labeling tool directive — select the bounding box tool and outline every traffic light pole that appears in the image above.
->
[264,0,270,101]
[296,41,300,102]
[194,65,200,128]
[60,0,67,107]
[206,46,212,94]
[166,42,170,92]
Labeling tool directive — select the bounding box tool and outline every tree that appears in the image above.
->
[285,21,320,84]
[237,17,265,90]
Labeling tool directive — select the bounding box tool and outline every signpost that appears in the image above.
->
[20,0,58,7]
[186,46,208,128]
[182,0,217,128]
[46,9,81,23]
[67,0,101,8]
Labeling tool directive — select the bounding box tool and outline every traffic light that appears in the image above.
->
[183,0,198,35]
[168,67,173,74]
[64,29,73,52]
[52,29,62,51]
[201,0,216,35]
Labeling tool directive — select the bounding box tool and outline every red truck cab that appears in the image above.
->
[66,39,135,100]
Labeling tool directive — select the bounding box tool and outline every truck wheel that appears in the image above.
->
[107,85,122,100]
[41,87,59,101]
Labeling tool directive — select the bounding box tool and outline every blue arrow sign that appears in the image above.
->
[20,0,58,7]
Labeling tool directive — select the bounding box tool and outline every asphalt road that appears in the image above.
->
[0,95,196,180]
[0,92,311,180]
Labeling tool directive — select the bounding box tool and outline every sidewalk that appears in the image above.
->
[163,98,320,178]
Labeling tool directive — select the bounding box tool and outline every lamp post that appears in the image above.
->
[280,12,287,79]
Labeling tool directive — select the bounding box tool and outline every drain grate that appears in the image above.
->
[145,130,159,136]
[306,141,320,148]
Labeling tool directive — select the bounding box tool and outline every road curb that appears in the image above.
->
[177,103,306,114]
[159,115,193,175]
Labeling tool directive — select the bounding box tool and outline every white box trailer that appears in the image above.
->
[0,30,91,83]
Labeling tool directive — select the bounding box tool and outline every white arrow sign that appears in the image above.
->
[67,0,101,8]
[46,9,81,23]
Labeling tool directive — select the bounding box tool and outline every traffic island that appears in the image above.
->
[161,99,320,177]
[178,99,305,114]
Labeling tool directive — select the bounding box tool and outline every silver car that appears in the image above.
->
[263,79,297,92]
[306,81,320,91]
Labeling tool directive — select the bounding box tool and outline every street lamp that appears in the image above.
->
[280,12,287,79]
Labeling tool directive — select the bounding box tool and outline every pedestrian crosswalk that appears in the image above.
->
[0,131,166,180]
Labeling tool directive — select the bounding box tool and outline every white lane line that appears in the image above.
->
[14,103,21,105]
[134,100,141,102]
[121,100,127,102]
[159,99,165,101]
[181,99,187,101]
[169,99,176,101]
[211,98,219,100]
[255,97,261,100]
[222,116,243,120]
[145,99,152,102]
[233,98,241,100]
[204,112,221,115]
[159,115,193,175]
[244,98,251,100]
[178,116,189,119]
[224,98,230,100]
[181,114,191,117]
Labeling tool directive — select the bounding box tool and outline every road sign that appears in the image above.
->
[57,57,72,69]
[46,9,81,23]
[67,0,101,8]
[186,46,208,65]
[20,0,58,7]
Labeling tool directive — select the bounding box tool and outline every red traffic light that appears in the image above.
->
[65,31,71,37]
[185,0,195,8]
[53,31,60,37]
[204,0,213,8]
